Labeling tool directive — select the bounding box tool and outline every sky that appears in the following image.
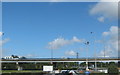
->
[1,2,118,58]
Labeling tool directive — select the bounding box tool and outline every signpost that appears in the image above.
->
[43,66,53,72]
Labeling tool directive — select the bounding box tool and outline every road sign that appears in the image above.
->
[43,66,53,71]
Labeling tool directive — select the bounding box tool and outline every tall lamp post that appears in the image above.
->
[0,32,4,58]
[76,52,79,59]
[76,52,79,68]
[0,32,4,74]
[51,49,53,64]
[85,41,89,70]
[91,32,97,71]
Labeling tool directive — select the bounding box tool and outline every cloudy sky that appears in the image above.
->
[2,1,118,58]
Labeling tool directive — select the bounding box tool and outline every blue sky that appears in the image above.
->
[2,2,118,58]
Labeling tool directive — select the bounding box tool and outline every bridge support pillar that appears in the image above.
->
[16,62,22,71]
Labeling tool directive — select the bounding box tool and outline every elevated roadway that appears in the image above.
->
[1,58,120,63]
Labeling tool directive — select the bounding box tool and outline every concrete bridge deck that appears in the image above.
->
[1,58,120,63]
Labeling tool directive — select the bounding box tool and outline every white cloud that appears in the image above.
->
[0,38,10,58]
[0,32,3,37]
[102,32,109,36]
[99,26,118,57]
[90,1,118,22]
[65,50,76,56]
[47,36,85,50]
[97,16,105,22]
[72,36,84,43]
[102,26,118,37]
[47,37,69,50]
[0,38,10,46]
[25,54,37,58]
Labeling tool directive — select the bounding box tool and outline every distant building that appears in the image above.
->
[4,56,14,59]
[3,55,22,59]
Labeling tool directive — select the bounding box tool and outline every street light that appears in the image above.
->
[0,32,4,74]
[76,52,79,68]
[76,52,79,59]
[90,32,97,71]
[51,49,53,64]
[85,41,89,70]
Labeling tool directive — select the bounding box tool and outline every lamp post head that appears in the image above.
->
[85,41,89,45]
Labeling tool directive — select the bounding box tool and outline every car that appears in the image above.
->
[60,70,70,75]
[60,70,78,75]
[69,70,78,75]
